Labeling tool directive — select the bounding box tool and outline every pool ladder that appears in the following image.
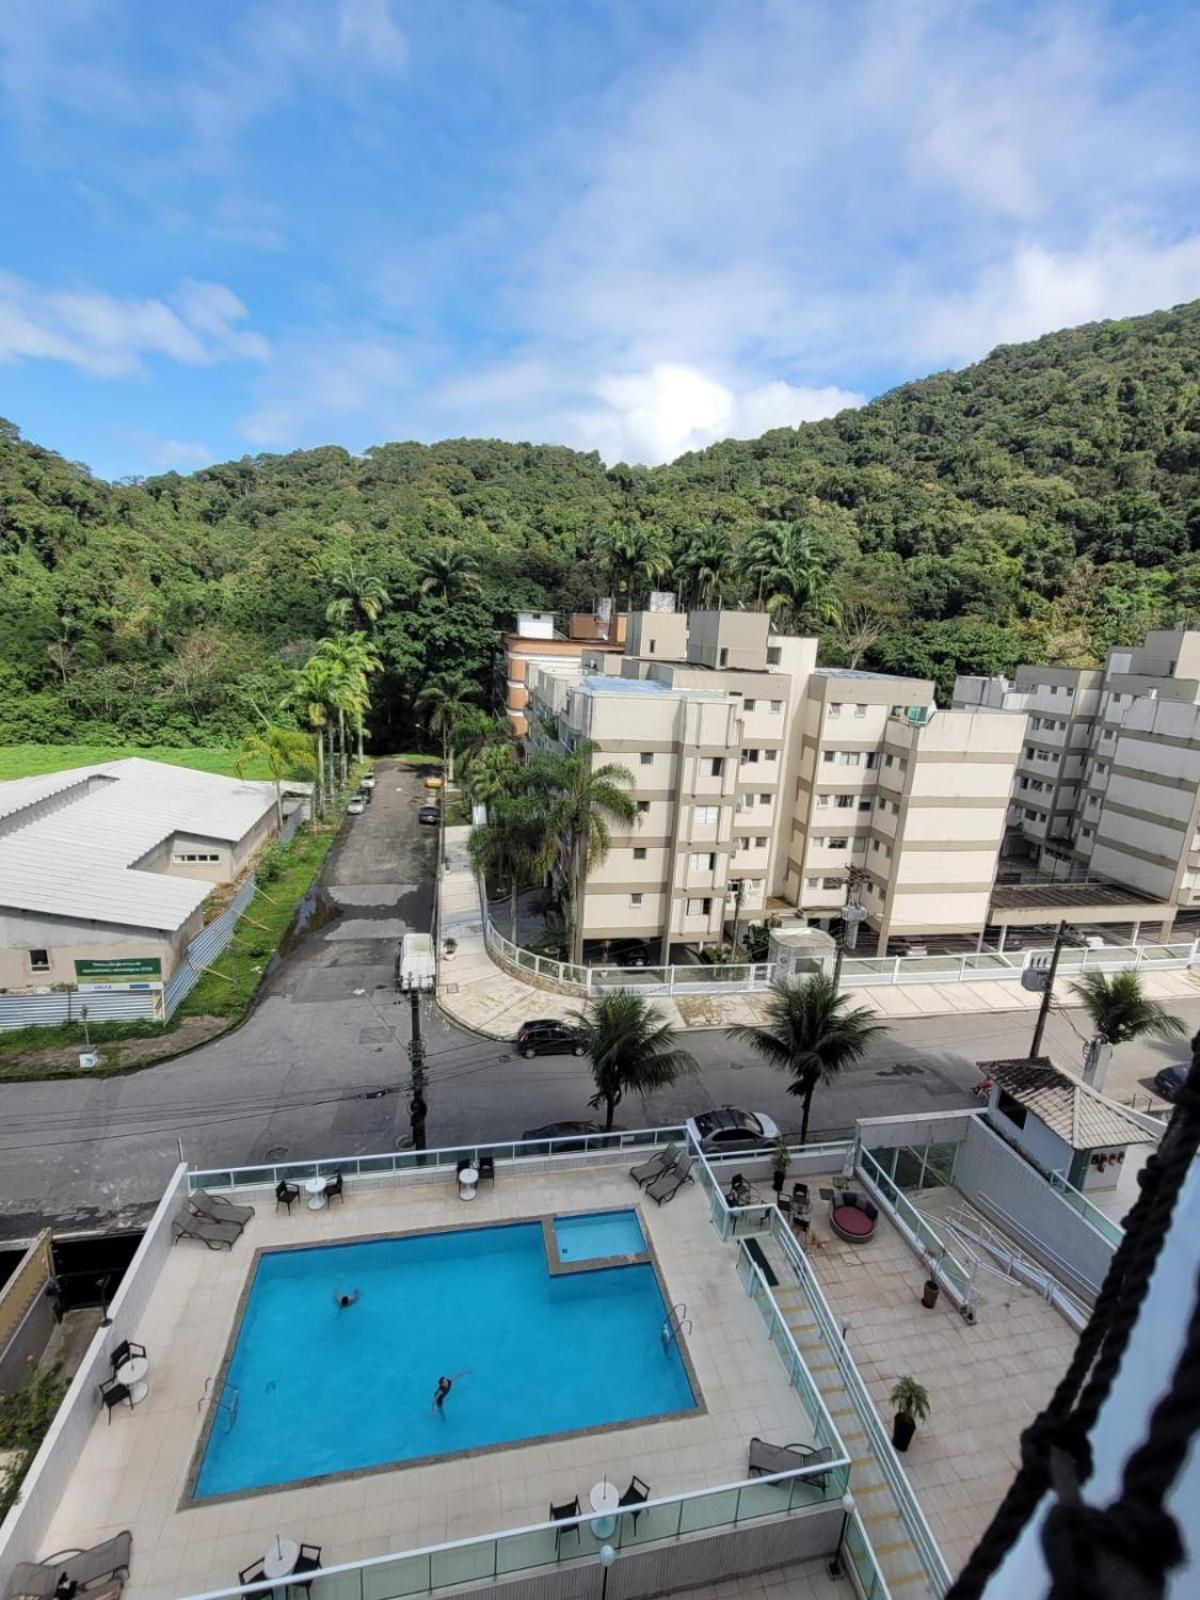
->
[198,1376,240,1433]
[661,1302,692,1354]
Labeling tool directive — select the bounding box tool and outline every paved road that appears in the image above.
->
[0,766,1194,1241]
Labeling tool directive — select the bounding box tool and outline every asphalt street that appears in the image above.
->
[0,761,1194,1241]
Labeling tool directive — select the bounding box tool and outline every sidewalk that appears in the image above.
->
[435,827,1200,1041]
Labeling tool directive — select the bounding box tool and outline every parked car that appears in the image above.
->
[359,772,376,789]
[520,1121,617,1149]
[417,804,440,826]
[347,796,367,815]
[515,1019,586,1058]
[600,939,653,968]
[354,786,372,804]
[424,775,444,791]
[686,1107,781,1152]
[1152,1064,1188,1103]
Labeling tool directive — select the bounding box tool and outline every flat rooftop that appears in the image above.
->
[989,882,1167,915]
[41,1168,820,1600]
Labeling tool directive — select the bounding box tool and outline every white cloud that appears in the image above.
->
[0,271,269,378]
[239,336,408,445]
[337,0,407,73]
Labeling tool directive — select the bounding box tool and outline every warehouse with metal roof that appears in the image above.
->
[0,759,299,993]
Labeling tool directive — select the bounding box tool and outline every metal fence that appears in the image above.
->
[484,916,773,996]
[163,873,259,1018]
[840,938,1200,986]
[0,987,162,1033]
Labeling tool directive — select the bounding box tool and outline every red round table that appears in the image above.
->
[831,1203,875,1240]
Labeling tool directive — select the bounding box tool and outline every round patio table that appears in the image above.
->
[304,1176,327,1211]
[589,1480,619,1539]
[116,1355,149,1406]
[262,1539,299,1581]
[458,1166,479,1201]
[830,1203,874,1240]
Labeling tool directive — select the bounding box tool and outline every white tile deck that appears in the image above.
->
[40,1170,821,1600]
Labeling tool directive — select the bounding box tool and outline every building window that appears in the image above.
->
[690,852,716,871]
[648,640,656,654]
[806,876,820,889]
[858,797,873,810]
[1019,777,1028,789]
[770,699,782,713]
[872,839,880,852]
[694,804,719,825]
[741,748,760,764]
[827,837,848,850]
[855,704,867,718]
[822,876,842,889]
[630,893,644,906]
[686,897,713,916]
[637,800,651,813]
[816,793,830,807]
[705,756,725,777]
[829,703,842,717]
[835,794,853,808]
[28,948,50,973]
[640,752,654,766]
[884,754,894,767]
[744,698,757,711]
[865,752,879,769]
[765,749,777,762]
[759,793,772,806]
[996,1090,1027,1130]
[173,852,220,863]
[766,647,781,665]
[719,648,729,667]
[1081,827,1093,839]
[839,751,861,766]
[822,750,835,763]
[633,846,647,860]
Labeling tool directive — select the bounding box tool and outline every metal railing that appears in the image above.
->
[843,1509,895,1600]
[188,1126,685,1192]
[484,915,773,996]
[856,1148,975,1311]
[1046,1171,1125,1246]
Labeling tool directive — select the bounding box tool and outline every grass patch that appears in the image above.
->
[0,1364,67,1520]
[383,751,442,767]
[0,745,281,781]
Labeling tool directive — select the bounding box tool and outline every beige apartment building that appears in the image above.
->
[526,609,1024,958]
[501,608,626,735]
[955,626,1200,923]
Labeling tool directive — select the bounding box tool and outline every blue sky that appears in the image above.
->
[1,0,1199,479]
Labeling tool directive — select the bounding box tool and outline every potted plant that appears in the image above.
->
[443,937,457,960]
[890,1376,930,1453]
[921,1252,941,1309]
[771,1141,790,1196]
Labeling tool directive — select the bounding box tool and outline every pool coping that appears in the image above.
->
[180,1205,705,1510]
[540,1205,650,1276]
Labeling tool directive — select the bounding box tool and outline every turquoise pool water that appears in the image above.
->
[194,1221,694,1498]
[555,1209,646,1261]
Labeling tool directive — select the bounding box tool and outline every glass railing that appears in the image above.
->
[843,1509,895,1600]
[1047,1171,1124,1245]
[188,1126,685,1192]
[857,1148,974,1307]
[179,1465,845,1600]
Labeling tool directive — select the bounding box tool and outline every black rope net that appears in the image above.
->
[945,1036,1200,1600]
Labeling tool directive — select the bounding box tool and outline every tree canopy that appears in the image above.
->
[4,299,1200,750]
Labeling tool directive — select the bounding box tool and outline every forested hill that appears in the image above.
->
[3,299,1200,749]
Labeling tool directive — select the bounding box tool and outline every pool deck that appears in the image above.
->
[41,1170,820,1600]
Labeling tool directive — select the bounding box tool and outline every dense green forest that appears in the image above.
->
[3,298,1200,749]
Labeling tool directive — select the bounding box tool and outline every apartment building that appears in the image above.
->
[501,607,626,735]
[526,609,1024,958]
[955,627,1200,920]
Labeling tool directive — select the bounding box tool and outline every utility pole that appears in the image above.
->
[1028,918,1076,1059]
[832,866,868,988]
[395,936,435,1157]
[407,990,428,1154]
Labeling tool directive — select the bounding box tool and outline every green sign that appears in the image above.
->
[74,956,162,982]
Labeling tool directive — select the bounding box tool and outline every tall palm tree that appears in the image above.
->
[235,726,316,830]
[469,793,549,940]
[416,672,482,777]
[571,990,698,1130]
[599,526,672,607]
[1068,970,1184,1090]
[328,631,382,761]
[416,545,482,605]
[745,522,840,630]
[463,741,519,806]
[527,741,637,964]
[676,528,734,609]
[729,974,887,1144]
[280,659,336,812]
[324,560,390,631]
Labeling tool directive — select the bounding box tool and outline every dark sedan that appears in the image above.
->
[1152,1064,1188,1103]
[515,1019,586,1058]
[417,804,440,826]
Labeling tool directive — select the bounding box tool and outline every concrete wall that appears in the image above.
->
[0,910,199,991]
[0,1232,54,1396]
[0,1166,189,1590]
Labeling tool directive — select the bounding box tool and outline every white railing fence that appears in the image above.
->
[484,915,773,996]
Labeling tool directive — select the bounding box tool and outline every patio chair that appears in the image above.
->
[108,1340,146,1375]
[747,1439,833,1488]
[275,1180,301,1214]
[456,1157,473,1177]
[289,1544,323,1599]
[99,1376,134,1422]
[190,1190,255,1226]
[629,1145,679,1187]
[237,1561,266,1591]
[618,1475,651,1529]
[725,1173,753,1207]
[5,1532,133,1600]
[646,1155,694,1206]
[172,1214,242,1250]
[323,1172,344,1205]
[791,1182,810,1217]
[477,1154,495,1186]
[550,1498,581,1552]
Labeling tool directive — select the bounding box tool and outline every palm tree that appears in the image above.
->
[235,725,316,829]
[280,659,336,812]
[729,974,887,1143]
[599,526,672,607]
[469,794,548,940]
[451,708,507,766]
[1068,970,1184,1090]
[416,671,482,778]
[323,560,390,631]
[527,741,637,964]
[331,631,382,761]
[676,529,734,609]
[416,545,482,605]
[571,990,698,1129]
[463,741,519,806]
[745,522,840,631]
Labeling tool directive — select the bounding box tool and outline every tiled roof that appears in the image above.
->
[983,1057,1155,1151]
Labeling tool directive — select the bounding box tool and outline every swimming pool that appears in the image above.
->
[554,1209,645,1262]
[193,1221,696,1498]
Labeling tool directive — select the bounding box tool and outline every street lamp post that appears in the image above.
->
[597,1544,615,1600]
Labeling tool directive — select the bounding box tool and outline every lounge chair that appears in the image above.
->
[109,1339,146,1375]
[618,1475,651,1529]
[275,1180,301,1213]
[646,1155,694,1205]
[190,1190,255,1226]
[172,1214,242,1250]
[323,1172,344,1205]
[747,1439,833,1487]
[477,1154,495,1186]
[629,1145,679,1187]
[6,1532,132,1600]
[290,1544,322,1598]
[549,1498,581,1552]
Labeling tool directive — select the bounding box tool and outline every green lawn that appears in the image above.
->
[0,745,278,781]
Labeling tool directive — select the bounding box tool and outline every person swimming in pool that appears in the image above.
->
[333,1288,360,1309]
[432,1371,470,1414]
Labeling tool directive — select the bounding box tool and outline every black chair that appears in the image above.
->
[276,1180,301,1213]
[109,1339,146,1375]
[98,1376,133,1423]
[618,1475,651,1529]
[456,1157,473,1177]
[323,1172,344,1205]
[550,1497,581,1551]
[238,1560,266,1590]
[477,1154,495,1186]
[290,1544,322,1598]
[791,1182,810,1217]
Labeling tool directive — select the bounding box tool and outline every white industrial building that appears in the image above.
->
[0,759,301,993]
